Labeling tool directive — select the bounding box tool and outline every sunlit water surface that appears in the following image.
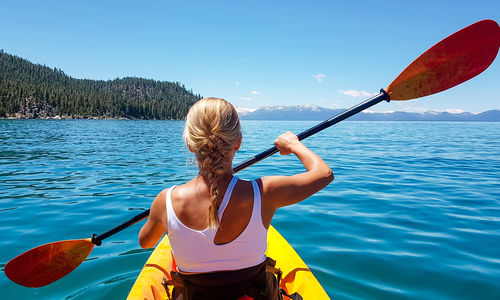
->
[0,120,499,299]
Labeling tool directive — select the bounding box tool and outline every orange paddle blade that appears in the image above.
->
[387,19,500,100]
[5,239,94,288]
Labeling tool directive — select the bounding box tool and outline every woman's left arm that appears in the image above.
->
[139,189,168,248]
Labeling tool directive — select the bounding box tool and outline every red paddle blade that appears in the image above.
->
[5,239,94,288]
[387,19,500,100]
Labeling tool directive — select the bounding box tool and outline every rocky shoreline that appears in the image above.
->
[0,114,134,120]
[0,113,181,120]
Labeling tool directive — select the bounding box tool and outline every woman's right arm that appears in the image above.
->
[261,131,334,211]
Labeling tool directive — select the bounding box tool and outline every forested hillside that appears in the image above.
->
[0,50,201,119]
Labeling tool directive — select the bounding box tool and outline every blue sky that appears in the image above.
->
[1,0,499,113]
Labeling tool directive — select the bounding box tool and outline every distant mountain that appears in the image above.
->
[0,50,201,119]
[237,105,500,122]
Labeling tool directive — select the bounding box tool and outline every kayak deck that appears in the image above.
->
[127,225,329,299]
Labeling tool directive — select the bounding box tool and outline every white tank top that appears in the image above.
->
[166,176,268,273]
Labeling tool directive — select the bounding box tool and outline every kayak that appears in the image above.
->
[127,225,330,299]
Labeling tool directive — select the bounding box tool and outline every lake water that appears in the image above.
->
[0,120,499,299]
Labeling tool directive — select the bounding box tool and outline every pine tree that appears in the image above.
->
[0,51,201,119]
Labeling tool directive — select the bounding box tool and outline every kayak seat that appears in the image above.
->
[161,257,302,300]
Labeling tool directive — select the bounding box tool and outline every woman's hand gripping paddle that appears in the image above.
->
[5,19,500,288]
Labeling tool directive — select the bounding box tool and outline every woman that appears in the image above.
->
[139,98,333,299]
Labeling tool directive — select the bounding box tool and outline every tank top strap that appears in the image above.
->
[249,180,264,229]
[165,186,177,230]
[217,176,239,219]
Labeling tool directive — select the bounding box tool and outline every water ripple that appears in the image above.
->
[1,120,499,299]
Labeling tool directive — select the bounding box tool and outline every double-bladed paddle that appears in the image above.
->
[5,19,500,288]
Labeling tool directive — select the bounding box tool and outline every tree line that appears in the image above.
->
[0,50,201,119]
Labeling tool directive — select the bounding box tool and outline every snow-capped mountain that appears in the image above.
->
[235,106,257,115]
[236,105,500,121]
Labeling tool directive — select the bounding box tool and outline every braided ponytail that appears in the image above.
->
[183,98,241,228]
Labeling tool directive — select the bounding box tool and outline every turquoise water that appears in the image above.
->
[1,120,499,299]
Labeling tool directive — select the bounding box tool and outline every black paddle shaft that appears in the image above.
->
[92,210,150,245]
[91,89,390,246]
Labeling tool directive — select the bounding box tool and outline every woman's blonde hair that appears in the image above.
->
[183,98,241,228]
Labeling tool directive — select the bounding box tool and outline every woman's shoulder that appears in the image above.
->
[170,179,198,201]
[150,184,179,214]
[151,188,170,211]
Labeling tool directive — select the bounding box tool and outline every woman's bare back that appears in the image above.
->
[170,177,259,245]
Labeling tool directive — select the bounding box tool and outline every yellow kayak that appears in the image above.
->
[127,225,330,299]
